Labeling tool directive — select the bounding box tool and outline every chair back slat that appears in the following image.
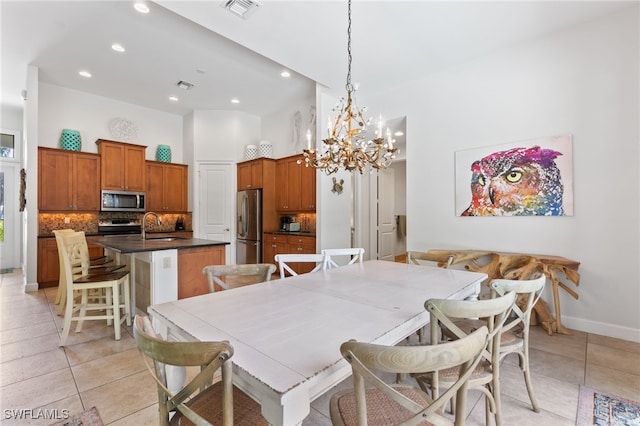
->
[202,263,276,292]
[274,253,326,278]
[322,248,364,269]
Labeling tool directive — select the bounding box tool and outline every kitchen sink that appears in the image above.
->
[145,237,185,242]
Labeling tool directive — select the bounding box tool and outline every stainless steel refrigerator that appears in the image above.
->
[236,189,262,264]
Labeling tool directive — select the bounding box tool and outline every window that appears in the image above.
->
[0,133,15,158]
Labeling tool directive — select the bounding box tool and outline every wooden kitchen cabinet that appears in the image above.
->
[263,233,288,270]
[276,155,316,212]
[237,158,264,189]
[264,233,316,276]
[96,139,146,191]
[37,237,104,287]
[38,147,101,211]
[146,161,188,212]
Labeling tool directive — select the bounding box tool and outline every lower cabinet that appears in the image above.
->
[37,237,104,287]
[177,245,226,299]
[264,233,316,276]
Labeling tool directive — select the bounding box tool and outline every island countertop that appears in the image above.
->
[87,235,229,254]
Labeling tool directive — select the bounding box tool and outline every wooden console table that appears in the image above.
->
[422,249,580,335]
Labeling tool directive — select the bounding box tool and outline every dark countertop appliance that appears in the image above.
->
[98,218,142,235]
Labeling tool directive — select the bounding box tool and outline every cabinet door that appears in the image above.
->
[276,161,289,210]
[100,143,125,190]
[124,145,146,191]
[286,159,302,211]
[238,163,252,189]
[164,164,187,211]
[250,161,263,188]
[38,149,73,211]
[37,238,60,285]
[300,163,316,211]
[73,153,101,211]
[146,162,165,211]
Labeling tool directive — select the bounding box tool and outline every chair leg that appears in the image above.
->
[122,277,131,326]
[59,291,74,347]
[105,288,113,326]
[112,283,121,341]
[522,340,540,412]
[76,290,89,332]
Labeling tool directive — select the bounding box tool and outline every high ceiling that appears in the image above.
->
[1,1,634,117]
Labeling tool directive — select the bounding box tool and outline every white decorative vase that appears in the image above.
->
[245,144,258,160]
[259,140,273,158]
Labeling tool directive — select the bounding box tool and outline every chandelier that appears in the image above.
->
[299,0,397,175]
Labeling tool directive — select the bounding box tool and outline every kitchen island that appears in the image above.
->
[88,235,229,314]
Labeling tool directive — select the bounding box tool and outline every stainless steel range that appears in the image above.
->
[98,218,142,235]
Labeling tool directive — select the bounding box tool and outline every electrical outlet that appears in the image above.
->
[163,257,171,268]
[64,217,70,224]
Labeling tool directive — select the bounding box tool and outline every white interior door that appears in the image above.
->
[0,162,19,269]
[377,167,396,262]
[197,162,233,262]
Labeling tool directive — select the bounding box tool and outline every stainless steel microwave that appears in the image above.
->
[101,190,146,212]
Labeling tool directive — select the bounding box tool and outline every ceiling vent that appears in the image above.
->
[177,80,194,90]
[222,0,261,19]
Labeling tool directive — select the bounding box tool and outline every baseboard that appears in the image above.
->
[561,315,640,343]
[25,282,39,292]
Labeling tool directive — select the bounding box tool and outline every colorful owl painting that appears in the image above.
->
[460,145,565,216]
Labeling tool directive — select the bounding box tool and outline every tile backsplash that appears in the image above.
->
[39,212,192,236]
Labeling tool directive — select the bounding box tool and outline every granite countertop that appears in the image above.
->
[264,231,316,237]
[87,235,228,254]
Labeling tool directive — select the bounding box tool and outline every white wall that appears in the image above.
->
[262,94,316,159]
[1,105,23,130]
[38,84,183,161]
[367,8,639,341]
[192,110,261,163]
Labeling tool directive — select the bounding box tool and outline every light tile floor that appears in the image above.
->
[1,269,639,425]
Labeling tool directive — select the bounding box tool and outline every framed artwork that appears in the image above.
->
[455,134,573,216]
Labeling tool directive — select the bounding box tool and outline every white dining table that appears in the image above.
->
[148,260,487,426]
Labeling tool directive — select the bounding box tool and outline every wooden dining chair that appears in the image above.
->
[202,263,276,292]
[133,315,268,426]
[489,276,546,413]
[330,326,489,426]
[321,247,364,269]
[413,291,516,426]
[58,231,131,346]
[274,253,326,279]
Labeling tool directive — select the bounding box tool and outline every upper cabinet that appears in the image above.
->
[96,139,146,191]
[276,154,316,212]
[147,161,188,212]
[237,158,264,189]
[38,147,101,211]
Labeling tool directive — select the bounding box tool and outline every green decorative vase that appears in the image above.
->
[60,129,81,151]
[156,145,172,162]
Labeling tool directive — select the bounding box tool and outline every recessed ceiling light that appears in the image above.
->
[134,2,149,13]
[169,96,179,102]
[280,70,291,78]
[111,44,125,53]
[231,98,240,104]
[78,70,92,78]
[196,68,206,74]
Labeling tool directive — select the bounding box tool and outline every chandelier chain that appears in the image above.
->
[298,0,397,175]
[346,0,352,92]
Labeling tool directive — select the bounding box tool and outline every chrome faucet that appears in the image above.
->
[142,212,161,240]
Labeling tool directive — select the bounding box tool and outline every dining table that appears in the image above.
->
[148,259,487,425]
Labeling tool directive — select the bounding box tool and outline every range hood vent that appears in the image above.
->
[222,0,261,19]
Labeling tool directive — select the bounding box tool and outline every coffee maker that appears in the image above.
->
[280,216,291,231]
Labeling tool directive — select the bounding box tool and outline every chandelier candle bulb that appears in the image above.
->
[306,129,312,150]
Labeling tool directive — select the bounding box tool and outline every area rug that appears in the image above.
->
[0,268,13,274]
[577,385,640,426]
[49,406,103,426]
